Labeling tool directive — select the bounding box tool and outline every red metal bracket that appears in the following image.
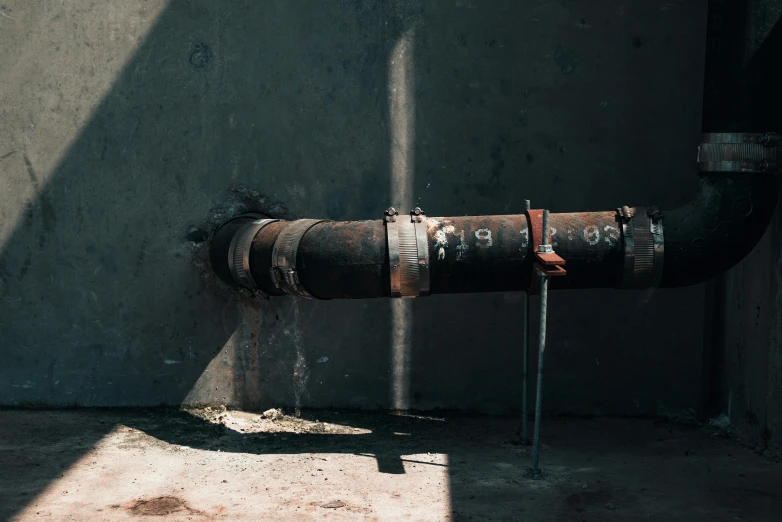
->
[524,209,567,294]
[534,252,567,276]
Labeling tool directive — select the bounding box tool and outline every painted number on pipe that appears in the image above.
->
[475,229,492,249]
[456,230,469,260]
[520,226,557,247]
[604,225,620,246]
[584,225,600,245]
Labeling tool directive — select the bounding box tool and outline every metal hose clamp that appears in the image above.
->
[385,208,402,297]
[698,132,780,173]
[411,207,431,296]
[384,207,430,298]
[618,206,664,288]
[270,219,327,299]
[227,218,280,299]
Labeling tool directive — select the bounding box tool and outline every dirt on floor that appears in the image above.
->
[1,408,781,521]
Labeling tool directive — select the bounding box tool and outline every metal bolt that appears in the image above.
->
[541,210,550,247]
[413,207,423,216]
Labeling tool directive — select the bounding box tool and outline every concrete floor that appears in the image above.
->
[1,410,781,521]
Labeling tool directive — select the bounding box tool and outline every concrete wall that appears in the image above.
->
[707,1,782,457]
[0,0,707,415]
[713,203,782,458]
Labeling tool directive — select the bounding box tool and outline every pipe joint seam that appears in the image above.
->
[619,206,664,289]
[384,207,430,298]
[698,132,781,173]
[270,219,329,299]
[228,218,280,299]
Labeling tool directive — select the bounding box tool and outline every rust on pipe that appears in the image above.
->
[211,168,778,300]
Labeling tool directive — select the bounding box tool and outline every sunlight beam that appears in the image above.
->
[388,27,416,411]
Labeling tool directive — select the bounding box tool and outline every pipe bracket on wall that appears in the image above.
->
[228,217,280,299]
[619,206,664,289]
[698,132,780,174]
[384,207,431,298]
[270,219,328,299]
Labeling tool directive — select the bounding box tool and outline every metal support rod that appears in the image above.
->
[530,209,550,479]
[521,199,531,445]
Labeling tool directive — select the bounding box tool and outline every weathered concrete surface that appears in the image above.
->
[2,410,782,521]
[1,0,706,414]
[704,0,782,460]
[711,191,782,459]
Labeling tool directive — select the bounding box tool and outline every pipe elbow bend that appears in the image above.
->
[660,173,779,287]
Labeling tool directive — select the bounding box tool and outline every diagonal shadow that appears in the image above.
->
[1,0,710,520]
[0,0,403,518]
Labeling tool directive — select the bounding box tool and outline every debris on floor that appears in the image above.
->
[2,410,782,521]
[127,496,198,517]
[261,408,283,420]
[182,406,369,436]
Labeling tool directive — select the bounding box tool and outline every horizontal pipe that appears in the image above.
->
[209,1,781,301]
[209,170,778,299]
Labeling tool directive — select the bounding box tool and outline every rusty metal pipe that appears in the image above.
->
[209,0,780,300]
[209,0,782,300]
[209,176,777,299]
[209,213,622,299]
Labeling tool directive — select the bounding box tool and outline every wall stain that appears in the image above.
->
[18,253,32,281]
[135,238,148,277]
[189,42,211,68]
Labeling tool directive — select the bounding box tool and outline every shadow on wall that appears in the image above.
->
[704,7,782,456]
[0,0,406,516]
[0,1,410,408]
[0,0,709,416]
[0,0,710,519]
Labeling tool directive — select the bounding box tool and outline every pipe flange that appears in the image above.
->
[698,132,780,173]
[384,207,430,298]
[618,206,664,288]
[227,218,280,299]
[270,219,327,299]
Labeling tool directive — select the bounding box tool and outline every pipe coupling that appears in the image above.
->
[698,132,780,173]
[270,219,328,299]
[619,206,664,289]
[384,207,430,298]
[227,217,280,299]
